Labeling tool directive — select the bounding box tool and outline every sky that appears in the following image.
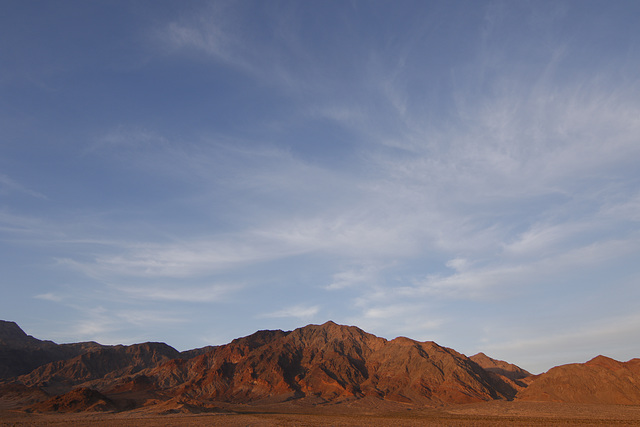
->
[1,0,640,374]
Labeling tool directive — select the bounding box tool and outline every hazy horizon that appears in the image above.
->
[2,0,640,374]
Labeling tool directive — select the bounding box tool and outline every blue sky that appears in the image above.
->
[2,0,640,374]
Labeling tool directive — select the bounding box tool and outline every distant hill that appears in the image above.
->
[516,355,640,404]
[1,319,639,413]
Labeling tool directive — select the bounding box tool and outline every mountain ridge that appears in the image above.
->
[1,320,639,413]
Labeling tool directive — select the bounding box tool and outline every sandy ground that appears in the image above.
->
[3,401,640,426]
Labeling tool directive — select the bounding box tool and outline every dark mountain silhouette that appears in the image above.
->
[0,320,101,379]
[1,320,639,413]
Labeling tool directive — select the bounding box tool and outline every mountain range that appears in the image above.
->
[1,320,639,414]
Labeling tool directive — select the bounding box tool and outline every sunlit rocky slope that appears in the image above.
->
[1,320,638,413]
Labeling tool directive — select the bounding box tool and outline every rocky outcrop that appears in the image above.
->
[26,387,117,413]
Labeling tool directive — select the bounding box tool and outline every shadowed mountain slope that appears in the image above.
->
[0,321,101,379]
[470,352,531,381]
[15,342,180,395]
[25,387,117,413]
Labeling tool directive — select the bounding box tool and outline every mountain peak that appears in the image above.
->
[290,321,384,349]
[0,320,29,343]
[585,355,624,369]
[304,320,357,332]
[321,320,338,326]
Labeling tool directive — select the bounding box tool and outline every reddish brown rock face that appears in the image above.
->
[26,387,117,413]
[3,319,640,414]
[516,355,640,404]
[93,321,516,405]
[1,320,518,408]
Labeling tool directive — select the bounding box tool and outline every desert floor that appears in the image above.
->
[3,400,640,426]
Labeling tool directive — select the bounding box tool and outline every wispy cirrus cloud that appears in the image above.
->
[34,292,63,302]
[154,2,318,94]
[156,1,243,66]
[60,72,640,316]
[56,238,288,279]
[86,126,171,154]
[109,282,241,303]
[326,263,382,290]
[408,235,640,299]
[0,174,47,200]
[261,304,320,320]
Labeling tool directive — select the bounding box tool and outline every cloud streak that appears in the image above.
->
[0,174,47,200]
[261,304,320,320]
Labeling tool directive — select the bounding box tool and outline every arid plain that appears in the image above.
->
[3,400,640,426]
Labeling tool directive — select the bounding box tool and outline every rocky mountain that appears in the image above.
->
[470,352,531,381]
[0,320,101,379]
[1,320,639,413]
[114,321,516,405]
[516,355,640,404]
[15,342,181,395]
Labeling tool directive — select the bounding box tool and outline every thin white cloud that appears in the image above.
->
[87,126,171,154]
[154,4,313,93]
[409,235,640,299]
[445,258,471,273]
[326,264,381,290]
[115,309,186,328]
[0,211,50,235]
[0,174,47,199]
[599,191,640,222]
[261,304,320,320]
[308,105,367,126]
[256,215,419,259]
[363,74,640,202]
[56,233,312,280]
[502,220,597,258]
[109,282,241,303]
[34,292,63,302]
[364,304,417,320]
[158,2,240,66]
[67,306,115,341]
